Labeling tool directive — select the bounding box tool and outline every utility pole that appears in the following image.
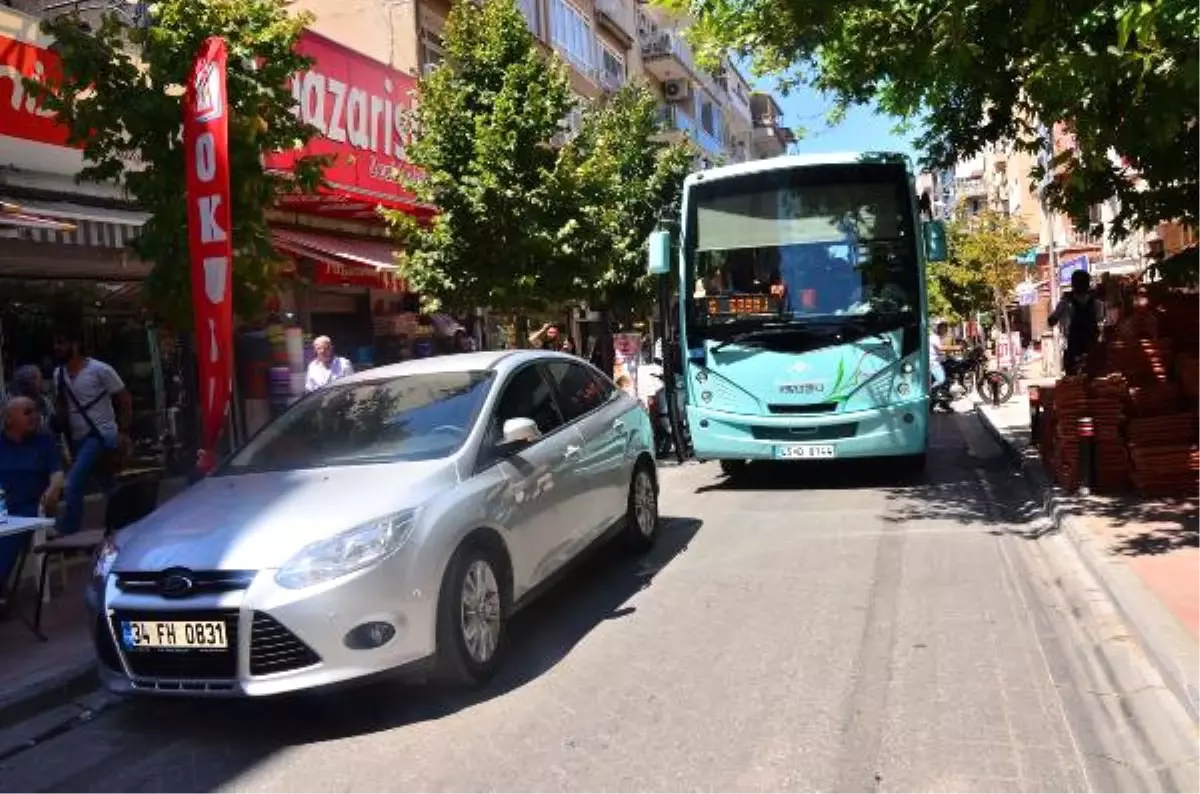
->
[1039,121,1062,377]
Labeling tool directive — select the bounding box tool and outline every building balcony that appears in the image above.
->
[750,124,793,159]
[594,0,636,47]
[656,105,725,160]
[641,30,697,82]
[955,176,987,198]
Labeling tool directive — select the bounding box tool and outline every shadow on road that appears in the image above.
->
[82,516,702,792]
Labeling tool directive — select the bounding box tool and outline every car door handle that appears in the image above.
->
[564,444,581,459]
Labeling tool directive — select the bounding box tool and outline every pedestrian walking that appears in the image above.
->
[305,335,354,392]
[1048,270,1104,374]
[52,327,132,536]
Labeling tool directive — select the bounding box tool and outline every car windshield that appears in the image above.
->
[223,370,494,473]
[688,165,919,333]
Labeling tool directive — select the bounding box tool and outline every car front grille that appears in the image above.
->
[110,609,239,680]
[249,612,321,676]
[114,570,257,598]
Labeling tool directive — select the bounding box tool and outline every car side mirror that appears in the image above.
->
[923,220,948,262]
[647,229,672,276]
[500,417,540,448]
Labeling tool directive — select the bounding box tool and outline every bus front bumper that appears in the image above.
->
[686,398,928,461]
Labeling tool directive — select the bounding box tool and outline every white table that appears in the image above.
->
[1,515,58,603]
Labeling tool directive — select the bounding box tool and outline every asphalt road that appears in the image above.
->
[0,409,1183,792]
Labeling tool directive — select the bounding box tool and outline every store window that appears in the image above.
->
[550,0,594,73]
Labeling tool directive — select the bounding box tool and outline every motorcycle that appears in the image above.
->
[932,344,1015,410]
[639,359,688,458]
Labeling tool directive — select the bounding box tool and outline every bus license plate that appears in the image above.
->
[776,444,836,460]
[121,620,228,650]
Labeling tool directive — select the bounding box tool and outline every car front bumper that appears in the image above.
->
[93,557,441,698]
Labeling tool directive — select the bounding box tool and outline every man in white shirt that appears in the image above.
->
[929,321,949,390]
[52,328,132,536]
[305,335,354,392]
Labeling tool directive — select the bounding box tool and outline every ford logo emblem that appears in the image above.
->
[160,571,195,598]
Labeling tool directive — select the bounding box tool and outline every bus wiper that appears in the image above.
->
[711,326,825,352]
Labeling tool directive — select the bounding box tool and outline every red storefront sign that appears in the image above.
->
[184,37,235,458]
[0,32,72,147]
[264,30,426,215]
[314,260,402,290]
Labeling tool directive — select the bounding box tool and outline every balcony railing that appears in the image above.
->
[658,105,724,158]
[641,30,697,76]
[955,176,986,197]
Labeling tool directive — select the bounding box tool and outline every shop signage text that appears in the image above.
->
[0,31,72,147]
[315,260,403,291]
[265,31,422,208]
[185,37,235,458]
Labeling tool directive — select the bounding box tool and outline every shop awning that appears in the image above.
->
[0,200,77,232]
[272,229,406,292]
[0,197,149,248]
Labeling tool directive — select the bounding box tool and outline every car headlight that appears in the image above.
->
[93,536,120,580]
[275,509,418,590]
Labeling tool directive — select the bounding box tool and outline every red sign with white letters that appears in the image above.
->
[0,32,72,147]
[264,30,427,213]
[185,37,234,458]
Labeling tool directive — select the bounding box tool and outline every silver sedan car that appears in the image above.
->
[89,350,660,697]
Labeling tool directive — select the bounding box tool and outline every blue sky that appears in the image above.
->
[751,76,923,167]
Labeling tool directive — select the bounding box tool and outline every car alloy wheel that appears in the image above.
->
[634,469,657,538]
[460,559,501,664]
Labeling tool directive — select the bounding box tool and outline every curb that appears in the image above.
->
[975,405,1200,726]
[0,660,98,732]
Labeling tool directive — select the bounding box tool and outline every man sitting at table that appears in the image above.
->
[0,397,64,604]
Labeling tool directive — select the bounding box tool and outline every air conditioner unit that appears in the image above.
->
[663,79,689,102]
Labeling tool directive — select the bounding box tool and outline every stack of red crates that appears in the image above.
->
[1088,375,1130,492]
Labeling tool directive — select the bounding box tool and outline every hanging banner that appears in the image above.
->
[184,37,234,458]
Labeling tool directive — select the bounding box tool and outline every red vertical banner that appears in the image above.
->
[184,37,234,458]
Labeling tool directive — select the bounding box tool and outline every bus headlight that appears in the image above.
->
[896,382,911,397]
[901,362,914,374]
[700,391,713,403]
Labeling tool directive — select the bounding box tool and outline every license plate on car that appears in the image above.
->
[776,444,836,460]
[121,620,228,650]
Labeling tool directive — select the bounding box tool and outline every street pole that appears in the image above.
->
[1040,121,1062,378]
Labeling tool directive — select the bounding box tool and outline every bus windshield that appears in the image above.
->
[687,166,919,333]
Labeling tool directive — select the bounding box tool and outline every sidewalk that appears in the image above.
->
[0,475,190,730]
[977,393,1200,724]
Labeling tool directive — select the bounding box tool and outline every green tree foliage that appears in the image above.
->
[29,0,327,325]
[572,84,693,320]
[932,209,1030,331]
[384,0,583,316]
[386,0,690,319]
[664,0,1198,243]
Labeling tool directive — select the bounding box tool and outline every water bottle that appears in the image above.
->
[0,488,8,524]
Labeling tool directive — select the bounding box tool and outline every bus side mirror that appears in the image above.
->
[923,221,948,262]
[647,230,672,276]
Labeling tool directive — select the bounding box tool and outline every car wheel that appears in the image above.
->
[719,459,746,478]
[622,462,659,551]
[434,541,507,686]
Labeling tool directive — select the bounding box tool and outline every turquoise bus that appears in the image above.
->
[647,153,947,475]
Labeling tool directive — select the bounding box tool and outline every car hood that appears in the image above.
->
[112,461,458,572]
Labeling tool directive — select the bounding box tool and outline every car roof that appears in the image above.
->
[336,349,586,384]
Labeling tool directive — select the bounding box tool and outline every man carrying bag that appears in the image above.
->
[51,326,133,536]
